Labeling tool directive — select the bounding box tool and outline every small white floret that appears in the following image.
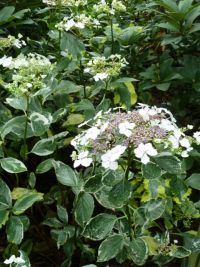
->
[4,254,25,264]
[93,73,108,81]
[118,121,135,137]
[134,143,157,164]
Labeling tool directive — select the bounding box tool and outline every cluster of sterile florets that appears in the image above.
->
[0,34,26,50]
[42,0,87,6]
[93,0,126,15]
[55,14,99,32]
[84,54,127,81]
[71,104,196,170]
[0,53,52,95]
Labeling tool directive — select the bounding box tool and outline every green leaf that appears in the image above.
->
[60,32,85,57]
[145,199,165,221]
[119,26,143,45]
[0,210,9,229]
[30,112,52,136]
[172,246,191,258]
[97,234,124,262]
[157,0,179,13]
[141,236,159,255]
[95,185,120,209]
[157,22,179,31]
[185,173,200,190]
[142,162,162,179]
[11,188,36,200]
[124,82,137,105]
[114,83,137,109]
[0,6,15,22]
[154,153,182,174]
[36,158,55,174]
[181,233,200,253]
[55,161,78,187]
[108,180,131,208]
[186,5,200,26]
[84,174,103,193]
[51,226,75,248]
[63,114,85,126]
[1,116,33,140]
[156,83,170,91]
[178,0,193,13]
[0,179,12,210]
[57,205,68,224]
[56,80,81,94]
[12,192,43,215]
[75,192,94,226]
[6,216,24,244]
[43,217,63,229]
[31,138,56,156]
[5,96,27,112]
[0,158,27,173]
[83,213,117,241]
[82,265,97,267]
[128,238,148,265]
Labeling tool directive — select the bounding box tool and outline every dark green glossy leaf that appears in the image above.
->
[6,216,24,244]
[185,173,200,190]
[0,158,27,173]
[55,161,78,187]
[31,138,56,156]
[0,179,12,210]
[128,238,148,265]
[142,162,162,179]
[75,192,94,226]
[83,213,117,240]
[97,234,124,262]
[12,192,43,215]
[154,154,182,174]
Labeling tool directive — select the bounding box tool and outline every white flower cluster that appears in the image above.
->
[84,54,127,81]
[93,0,126,15]
[0,53,52,95]
[0,34,26,49]
[0,53,51,70]
[56,14,92,32]
[71,105,196,170]
[42,0,87,6]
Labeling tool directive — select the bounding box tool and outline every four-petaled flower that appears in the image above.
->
[74,151,93,168]
[134,143,158,164]
[118,121,135,137]
[101,145,126,170]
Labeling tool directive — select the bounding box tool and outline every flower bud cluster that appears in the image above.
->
[93,0,126,15]
[0,53,52,95]
[84,54,127,81]
[42,0,87,7]
[71,104,195,170]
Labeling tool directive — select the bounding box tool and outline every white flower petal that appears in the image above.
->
[141,154,150,164]
[180,138,190,148]
[81,157,93,167]
[74,159,81,168]
[145,143,158,156]
[134,143,146,158]
[181,150,189,158]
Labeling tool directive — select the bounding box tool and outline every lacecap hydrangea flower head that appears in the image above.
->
[0,53,52,96]
[71,104,195,170]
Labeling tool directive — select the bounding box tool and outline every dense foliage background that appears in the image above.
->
[0,0,200,266]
